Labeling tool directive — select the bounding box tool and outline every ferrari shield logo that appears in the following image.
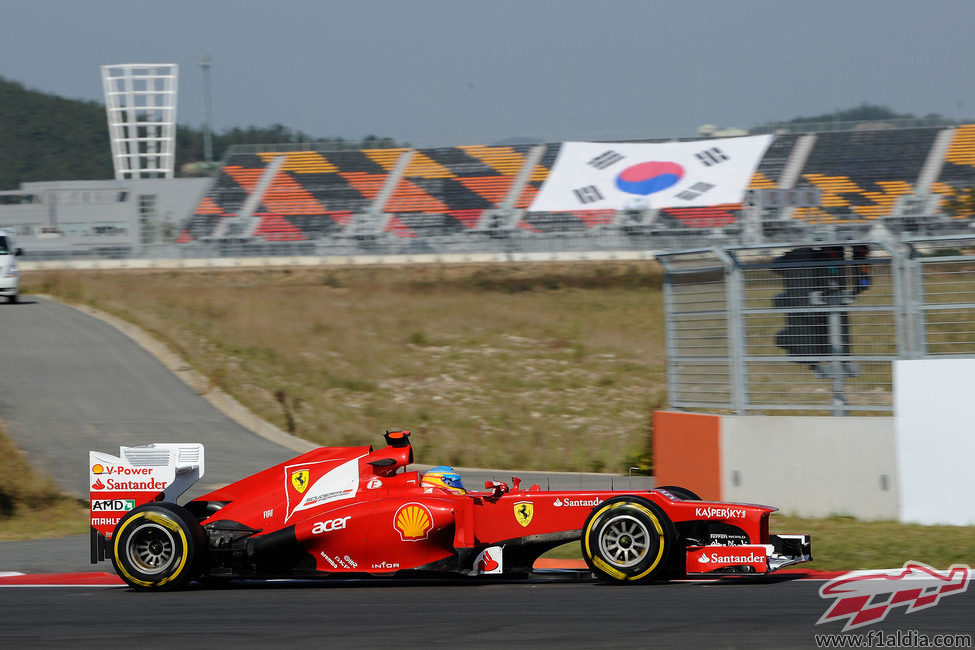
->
[514,501,534,527]
[291,470,310,494]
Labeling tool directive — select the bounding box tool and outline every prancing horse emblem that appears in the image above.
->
[514,501,534,527]
[291,469,310,494]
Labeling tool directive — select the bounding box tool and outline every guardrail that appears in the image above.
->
[20,249,659,272]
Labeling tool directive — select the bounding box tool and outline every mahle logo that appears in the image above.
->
[817,561,970,632]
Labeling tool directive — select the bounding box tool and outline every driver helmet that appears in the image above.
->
[421,466,466,494]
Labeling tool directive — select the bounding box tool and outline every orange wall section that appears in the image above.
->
[652,411,722,501]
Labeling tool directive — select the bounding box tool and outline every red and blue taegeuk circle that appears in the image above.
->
[615,161,684,196]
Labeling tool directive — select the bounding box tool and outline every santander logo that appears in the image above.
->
[698,551,765,565]
[477,550,499,573]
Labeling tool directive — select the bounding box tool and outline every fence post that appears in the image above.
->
[660,257,680,410]
[714,248,747,414]
[883,240,922,359]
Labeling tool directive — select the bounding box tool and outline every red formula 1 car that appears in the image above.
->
[88,431,811,590]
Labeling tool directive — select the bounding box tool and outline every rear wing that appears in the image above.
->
[89,443,204,562]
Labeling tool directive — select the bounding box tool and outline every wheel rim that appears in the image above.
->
[598,513,652,568]
[125,522,177,575]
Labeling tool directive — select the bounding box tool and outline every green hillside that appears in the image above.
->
[0,76,401,190]
[0,78,113,189]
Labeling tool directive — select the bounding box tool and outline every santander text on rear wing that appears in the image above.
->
[89,443,204,562]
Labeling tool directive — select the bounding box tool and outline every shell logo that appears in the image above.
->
[393,503,433,542]
[91,464,105,475]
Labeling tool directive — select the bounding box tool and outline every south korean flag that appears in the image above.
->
[529,135,773,212]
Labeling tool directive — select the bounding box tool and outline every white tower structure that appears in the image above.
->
[101,64,179,179]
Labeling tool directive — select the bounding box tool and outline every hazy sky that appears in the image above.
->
[3,0,974,146]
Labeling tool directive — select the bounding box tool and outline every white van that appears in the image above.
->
[0,229,23,303]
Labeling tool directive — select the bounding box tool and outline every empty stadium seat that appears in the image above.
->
[181,126,975,244]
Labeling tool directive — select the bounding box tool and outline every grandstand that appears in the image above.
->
[2,122,974,260]
[179,124,975,253]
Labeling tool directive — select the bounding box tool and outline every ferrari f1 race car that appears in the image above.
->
[88,431,811,590]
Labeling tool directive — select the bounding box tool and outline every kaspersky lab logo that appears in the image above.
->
[817,561,970,632]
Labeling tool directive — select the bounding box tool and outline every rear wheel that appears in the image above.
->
[581,496,676,584]
[111,502,206,591]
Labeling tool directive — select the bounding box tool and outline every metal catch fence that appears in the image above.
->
[658,235,975,415]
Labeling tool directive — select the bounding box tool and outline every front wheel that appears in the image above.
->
[581,496,676,584]
[111,502,206,591]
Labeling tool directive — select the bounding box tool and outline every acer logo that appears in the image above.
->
[312,516,350,534]
[818,561,970,632]
[694,507,746,519]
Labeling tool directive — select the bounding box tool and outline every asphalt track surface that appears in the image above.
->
[1,576,974,648]
[1,297,973,647]
[0,297,296,497]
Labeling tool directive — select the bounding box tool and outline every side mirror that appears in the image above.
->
[483,481,510,501]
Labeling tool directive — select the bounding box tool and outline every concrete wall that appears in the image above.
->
[653,411,721,501]
[19,249,659,271]
[895,358,975,525]
[657,356,975,523]
[721,415,897,519]
[0,178,210,252]
[654,411,898,520]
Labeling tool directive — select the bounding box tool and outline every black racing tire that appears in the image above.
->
[581,496,676,584]
[655,485,702,501]
[7,294,17,304]
[111,502,207,591]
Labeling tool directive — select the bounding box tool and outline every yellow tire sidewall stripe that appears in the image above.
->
[583,501,667,582]
[113,510,190,588]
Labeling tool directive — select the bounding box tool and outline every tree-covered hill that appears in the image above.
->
[0,76,401,190]
[0,76,966,191]
[0,77,113,189]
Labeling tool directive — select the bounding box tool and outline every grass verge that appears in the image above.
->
[27,263,666,473]
[0,421,88,541]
